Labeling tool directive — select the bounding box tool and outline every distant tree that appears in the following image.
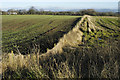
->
[78,9,97,16]
[2,11,7,15]
[36,8,44,14]
[0,8,117,16]
[18,9,27,15]
[28,6,37,14]
[107,12,115,16]
[87,9,97,16]
[7,9,15,13]
[0,9,1,14]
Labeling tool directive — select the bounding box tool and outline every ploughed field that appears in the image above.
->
[2,15,120,79]
[2,15,81,54]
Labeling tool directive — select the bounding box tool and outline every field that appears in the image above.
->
[2,15,81,54]
[2,15,120,79]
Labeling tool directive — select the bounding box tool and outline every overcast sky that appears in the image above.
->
[0,0,119,2]
[0,0,119,10]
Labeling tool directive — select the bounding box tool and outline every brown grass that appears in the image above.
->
[2,15,120,79]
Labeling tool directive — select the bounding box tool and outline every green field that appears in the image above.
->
[2,15,81,54]
[79,16,120,47]
[2,15,120,79]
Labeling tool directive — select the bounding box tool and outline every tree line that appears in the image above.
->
[0,6,118,16]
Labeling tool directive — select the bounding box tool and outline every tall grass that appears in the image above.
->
[2,39,120,79]
[2,15,120,79]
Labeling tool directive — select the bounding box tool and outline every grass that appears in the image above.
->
[2,39,120,79]
[2,15,81,54]
[2,15,120,79]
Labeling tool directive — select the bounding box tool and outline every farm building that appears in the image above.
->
[8,12,17,15]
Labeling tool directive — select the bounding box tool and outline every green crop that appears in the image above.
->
[2,15,81,54]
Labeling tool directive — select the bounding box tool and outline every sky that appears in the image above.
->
[0,0,119,2]
[0,0,119,11]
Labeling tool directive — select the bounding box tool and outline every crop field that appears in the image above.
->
[79,16,120,47]
[2,15,120,79]
[2,15,81,54]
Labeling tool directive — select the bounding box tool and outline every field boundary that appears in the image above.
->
[40,15,91,58]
